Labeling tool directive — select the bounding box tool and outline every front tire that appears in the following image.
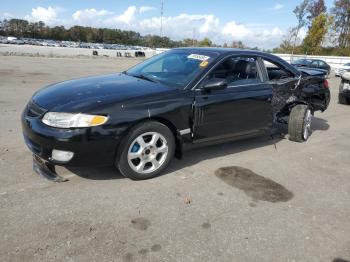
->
[288,105,312,142]
[116,121,175,180]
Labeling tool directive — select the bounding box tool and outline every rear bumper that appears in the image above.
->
[21,111,122,167]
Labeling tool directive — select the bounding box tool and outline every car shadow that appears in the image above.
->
[65,117,329,181]
[167,134,284,174]
[312,116,330,131]
[66,166,124,180]
[66,134,285,181]
[333,259,350,262]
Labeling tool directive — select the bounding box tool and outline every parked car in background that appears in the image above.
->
[0,36,151,52]
[22,48,330,181]
[339,72,350,105]
[335,63,350,77]
[291,59,331,77]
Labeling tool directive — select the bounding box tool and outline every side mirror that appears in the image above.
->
[202,78,228,91]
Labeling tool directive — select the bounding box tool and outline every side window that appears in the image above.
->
[310,60,319,68]
[263,59,294,81]
[319,61,327,68]
[207,56,261,86]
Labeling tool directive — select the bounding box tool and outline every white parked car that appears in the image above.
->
[335,63,350,77]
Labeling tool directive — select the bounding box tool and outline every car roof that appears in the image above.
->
[295,58,326,62]
[173,47,301,75]
[173,47,267,56]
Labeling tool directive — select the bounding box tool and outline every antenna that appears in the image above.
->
[160,0,164,37]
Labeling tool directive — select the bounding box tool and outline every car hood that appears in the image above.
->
[338,66,350,70]
[32,73,175,112]
[342,72,350,81]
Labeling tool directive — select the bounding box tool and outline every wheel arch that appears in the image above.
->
[150,116,184,159]
[278,100,311,118]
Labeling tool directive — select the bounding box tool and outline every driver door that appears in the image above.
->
[193,56,273,142]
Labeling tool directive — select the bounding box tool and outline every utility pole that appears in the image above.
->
[160,0,164,37]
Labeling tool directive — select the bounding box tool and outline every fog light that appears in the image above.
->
[51,149,74,162]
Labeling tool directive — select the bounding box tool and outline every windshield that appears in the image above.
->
[126,50,219,88]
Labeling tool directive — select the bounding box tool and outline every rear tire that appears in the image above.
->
[116,121,175,180]
[288,105,312,142]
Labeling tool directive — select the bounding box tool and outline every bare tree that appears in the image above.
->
[307,0,327,25]
[331,0,350,48]
[292,0,310,57]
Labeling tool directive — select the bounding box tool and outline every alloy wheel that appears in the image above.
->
[303,109,312,140]
[127,132,168,174]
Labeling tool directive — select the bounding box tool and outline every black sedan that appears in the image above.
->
[291,58,331,77]
[22,48,330,181]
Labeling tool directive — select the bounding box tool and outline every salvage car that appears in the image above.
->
[339,72,350,105]
[22,48,330,181]
[291,58,331,77]
[335,63,350,77]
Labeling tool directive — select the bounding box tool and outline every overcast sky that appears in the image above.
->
[0,0,335,49]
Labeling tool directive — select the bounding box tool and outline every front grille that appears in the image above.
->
[26,101,47,118]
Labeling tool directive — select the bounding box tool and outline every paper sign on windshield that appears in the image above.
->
[187,54,210,61]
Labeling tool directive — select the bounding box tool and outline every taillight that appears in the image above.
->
[323,79,329,89]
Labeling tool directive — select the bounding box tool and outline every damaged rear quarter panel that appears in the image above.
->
[269,74,329,123]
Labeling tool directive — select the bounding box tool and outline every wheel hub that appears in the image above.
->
[142,146,157,160]
[127,132,169,174]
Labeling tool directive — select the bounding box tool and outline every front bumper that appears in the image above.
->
[33,154,68,182]
[339,81,350,98]
[21,111,122,167]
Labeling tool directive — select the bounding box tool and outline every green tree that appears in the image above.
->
[182,38,197,47]
[198,37,212,47]
[302,13,331,54]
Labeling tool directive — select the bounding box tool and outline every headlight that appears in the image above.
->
[42,112,108,128]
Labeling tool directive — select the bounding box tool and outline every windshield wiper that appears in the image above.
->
[130,73,159,83]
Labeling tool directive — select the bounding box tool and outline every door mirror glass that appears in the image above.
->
[202,78,228,91]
